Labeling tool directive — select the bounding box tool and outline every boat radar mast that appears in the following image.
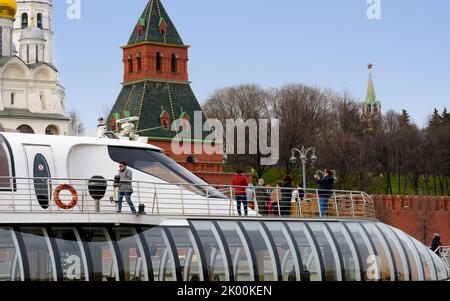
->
[96,116,147,143]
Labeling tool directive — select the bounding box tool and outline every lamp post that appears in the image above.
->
[290,147,318,189]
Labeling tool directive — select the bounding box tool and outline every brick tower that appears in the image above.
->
[362,64,382,132]
[109,0,232,185]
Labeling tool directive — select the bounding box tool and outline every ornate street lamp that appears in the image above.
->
[290,146,317,189]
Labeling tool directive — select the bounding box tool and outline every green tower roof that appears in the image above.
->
[127,0,184,47]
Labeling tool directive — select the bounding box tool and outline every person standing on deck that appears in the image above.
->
[117,162,137,214]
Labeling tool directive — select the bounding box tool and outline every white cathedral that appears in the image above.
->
[0,0,70,135]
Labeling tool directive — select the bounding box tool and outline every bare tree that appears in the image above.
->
[68,111,85,136]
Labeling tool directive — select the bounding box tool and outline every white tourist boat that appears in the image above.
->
[0,132,448,282]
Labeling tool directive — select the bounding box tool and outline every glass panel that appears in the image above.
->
[345,223,378,281]
[409,236,436,281]
[51,228,88,281]
[241,222,277,281]
[190,221,229,281]
[327,223,360,281]
[376,223,409,281]
[287,222,321,281]
[389,227,423,281]
[81,228,119,281]
[142,227,176,281]
[168,228,203,281]
[0,138,11,189]
[265,222,299,281]
[428,248,449,281]
[113,228,148,281]
[216,221,254,281]
[19,227,56,281]
[0,228,23,281]
[307,223,341,281]
[361,223,395,281]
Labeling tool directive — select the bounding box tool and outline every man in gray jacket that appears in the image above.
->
[117,162,137,214]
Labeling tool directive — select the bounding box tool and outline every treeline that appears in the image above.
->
[203,84,450,196]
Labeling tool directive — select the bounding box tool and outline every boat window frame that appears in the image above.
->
[0,134,16,192]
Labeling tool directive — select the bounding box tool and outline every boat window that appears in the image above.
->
[409,236,437,281]
[0,136,12,190]
[216,221,254,281]
[50,228,88,281]
[389,227,423,281]
[286,222,322,281]
[113,228,148,281]
[81,228,119,281]
[168,228,204,281]
[361,222,395,281]
[307,223,341,281]
[240,222,278,281]
[0,228,23,281]
[33,154,51,209]
[108,146,224,198]
[345,223,379,281]
[376,222,409,280]
[190,221,230,281]
[141,227,176,281]
[327,223,361,281]
[264,222,299,281]
[19,227,57,281]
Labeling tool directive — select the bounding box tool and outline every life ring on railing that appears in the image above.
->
[54,184,78,210]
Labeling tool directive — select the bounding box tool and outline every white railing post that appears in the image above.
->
[276,186,281,217]
[47,178,52,212]
[229,186,234,217]
[206,187,211,216]
[180,186,185,215]
[334,191,339,217]
[316,189,321,217]
[350,192,355,219]
[297,188,302,218]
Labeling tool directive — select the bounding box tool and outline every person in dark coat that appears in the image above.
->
[255,178,270,216]
[314,170,334,217]
[280,176,293,216]
[431,233,442,256]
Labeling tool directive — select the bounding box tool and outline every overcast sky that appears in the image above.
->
[53,0,450,131]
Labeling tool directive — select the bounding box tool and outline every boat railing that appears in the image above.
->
[436,246,450,268]
[0,176,377,220]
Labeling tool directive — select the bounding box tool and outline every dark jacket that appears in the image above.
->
[315,176,334,198]
[431,237,442,255]
[281,181,293,201]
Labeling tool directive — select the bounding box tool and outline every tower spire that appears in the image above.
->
[363,63,381,118]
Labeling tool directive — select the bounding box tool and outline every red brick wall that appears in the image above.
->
[123,43,189,83]
[373,195,450,246]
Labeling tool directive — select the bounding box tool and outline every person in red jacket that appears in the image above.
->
[232,170,249,216]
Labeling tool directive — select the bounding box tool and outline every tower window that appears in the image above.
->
[37,13,43,29]
[136,53,142,72]
[171,54,177,73]
[156,52,162,72]
[127,55,133,73]
[10,93,14,105]
[36,45,39,62]
[21,13,28,29]
[26,45,30,64]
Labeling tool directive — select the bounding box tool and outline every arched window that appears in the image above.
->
[36,45,39,62]
[171,54,177,73]
[37,13,43,29]
[45,125,59,135]
[0,138,12,189]
[21,13,28,29]
[127,55,133,73]
[26,45,30,64]
[156,52,162,72]
[17,125,34,134]
[136,52,142,72]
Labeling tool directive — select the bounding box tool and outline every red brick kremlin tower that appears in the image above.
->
[109,0,232,185]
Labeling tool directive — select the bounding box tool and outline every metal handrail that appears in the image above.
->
[0,176,377,220]
[435,246,450,268]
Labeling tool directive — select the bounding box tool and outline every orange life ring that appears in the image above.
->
[54,184,78,210]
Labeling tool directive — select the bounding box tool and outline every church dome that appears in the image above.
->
[20,26,45,40]
[0,0,17,20]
